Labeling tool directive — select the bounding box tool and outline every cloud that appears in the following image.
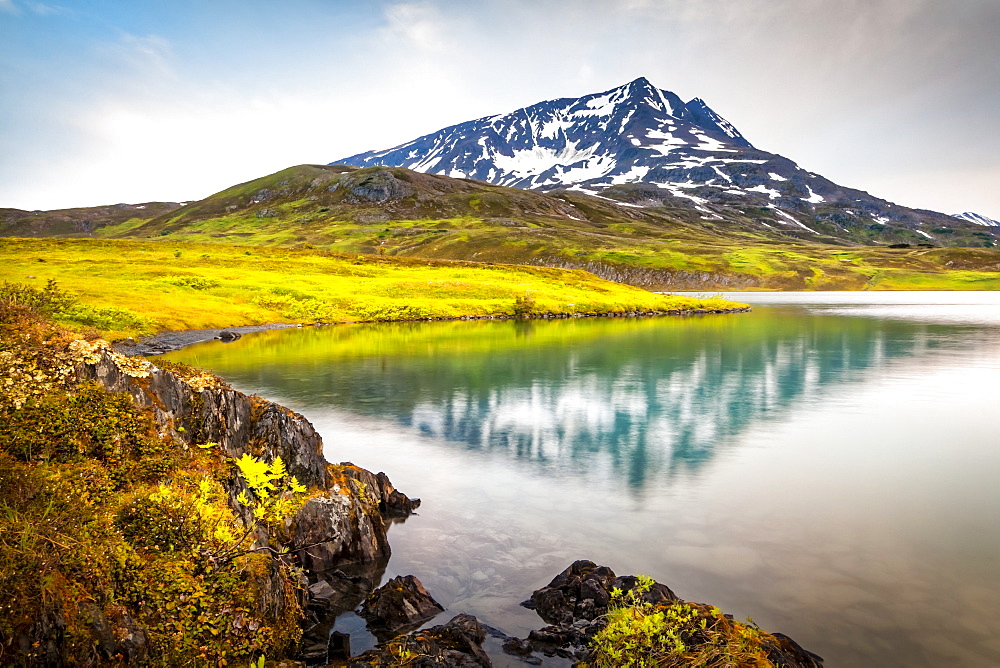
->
[27,2,69,16]
[0,0,71,16]
[92,33,177,85]
[2,0,998,216]
[382,2,451,52]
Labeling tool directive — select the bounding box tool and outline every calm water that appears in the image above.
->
[162,292,1000,666]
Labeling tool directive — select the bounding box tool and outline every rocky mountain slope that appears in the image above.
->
[336,77,998,249]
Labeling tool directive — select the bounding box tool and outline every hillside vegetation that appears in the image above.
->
[4,165,998,291]
[0,294,306,664]
[0,238,743,341]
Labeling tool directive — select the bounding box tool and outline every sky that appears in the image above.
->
[2,0,999,218]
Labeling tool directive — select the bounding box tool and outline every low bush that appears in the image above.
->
[586,576,785,667]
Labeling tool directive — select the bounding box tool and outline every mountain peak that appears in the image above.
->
[624,76,656,94]
[335,79,756,191]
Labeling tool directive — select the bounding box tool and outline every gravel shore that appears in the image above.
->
[112,323,298,357]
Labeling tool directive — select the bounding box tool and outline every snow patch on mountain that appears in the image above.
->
[952,211,1000,227]
[802,186,825,204]
[747,185,781,199]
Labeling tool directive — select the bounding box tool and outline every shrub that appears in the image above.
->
[0,279,149,332]
[163,275,220,290]
[0,279,76,316]
[348,302,434,322]
[117,490,207,554]
[512,293,537,316]
[586,576,780,667]
[1,383,159,465]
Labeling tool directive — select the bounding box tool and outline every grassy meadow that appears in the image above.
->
[0,238,745,341]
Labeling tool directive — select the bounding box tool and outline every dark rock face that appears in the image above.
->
[336,169,416,204]
[290,463,421,572]
[81,352,331,489]
[349,614,491,667]
[359,575,445,639]
[291,488,389,572]
[375,470,421,517]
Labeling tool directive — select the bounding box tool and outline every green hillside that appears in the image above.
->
[5,165,1000,290]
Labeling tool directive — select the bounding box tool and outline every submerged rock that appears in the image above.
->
[300,564,388,665]
[359,575,445,639]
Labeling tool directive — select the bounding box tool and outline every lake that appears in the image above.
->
[161,291,1000,666]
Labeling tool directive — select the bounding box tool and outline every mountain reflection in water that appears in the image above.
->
[164,309,983,492]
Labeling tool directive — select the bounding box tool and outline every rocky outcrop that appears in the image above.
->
[359,575,445,639]
[524,559,678,626]
[291,464,421,572]
[79,351,419,554]
[530,255,762,291]
[73,348,419,658]
[335,169,416,204]
[349,614,491,667]
[80,351,331,489]
[509,560,824,667]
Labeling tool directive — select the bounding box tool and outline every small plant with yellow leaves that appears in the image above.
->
[233,454,308,525]
[586,576,783,667]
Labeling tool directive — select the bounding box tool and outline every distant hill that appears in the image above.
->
[336,77,998,249]
[0,202,181,238]
[18,163,986,291]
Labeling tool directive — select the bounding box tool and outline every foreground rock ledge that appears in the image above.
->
[349,560,823,667]
[76,347,420,660]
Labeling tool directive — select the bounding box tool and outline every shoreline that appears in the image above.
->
[112,306,752,356]
[111,323,299,356]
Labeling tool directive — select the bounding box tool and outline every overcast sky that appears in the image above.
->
[2,0,998,218]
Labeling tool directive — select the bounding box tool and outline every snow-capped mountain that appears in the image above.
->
[952,212,1000,227]
[334,77,998,246]
[338,77,755,192]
